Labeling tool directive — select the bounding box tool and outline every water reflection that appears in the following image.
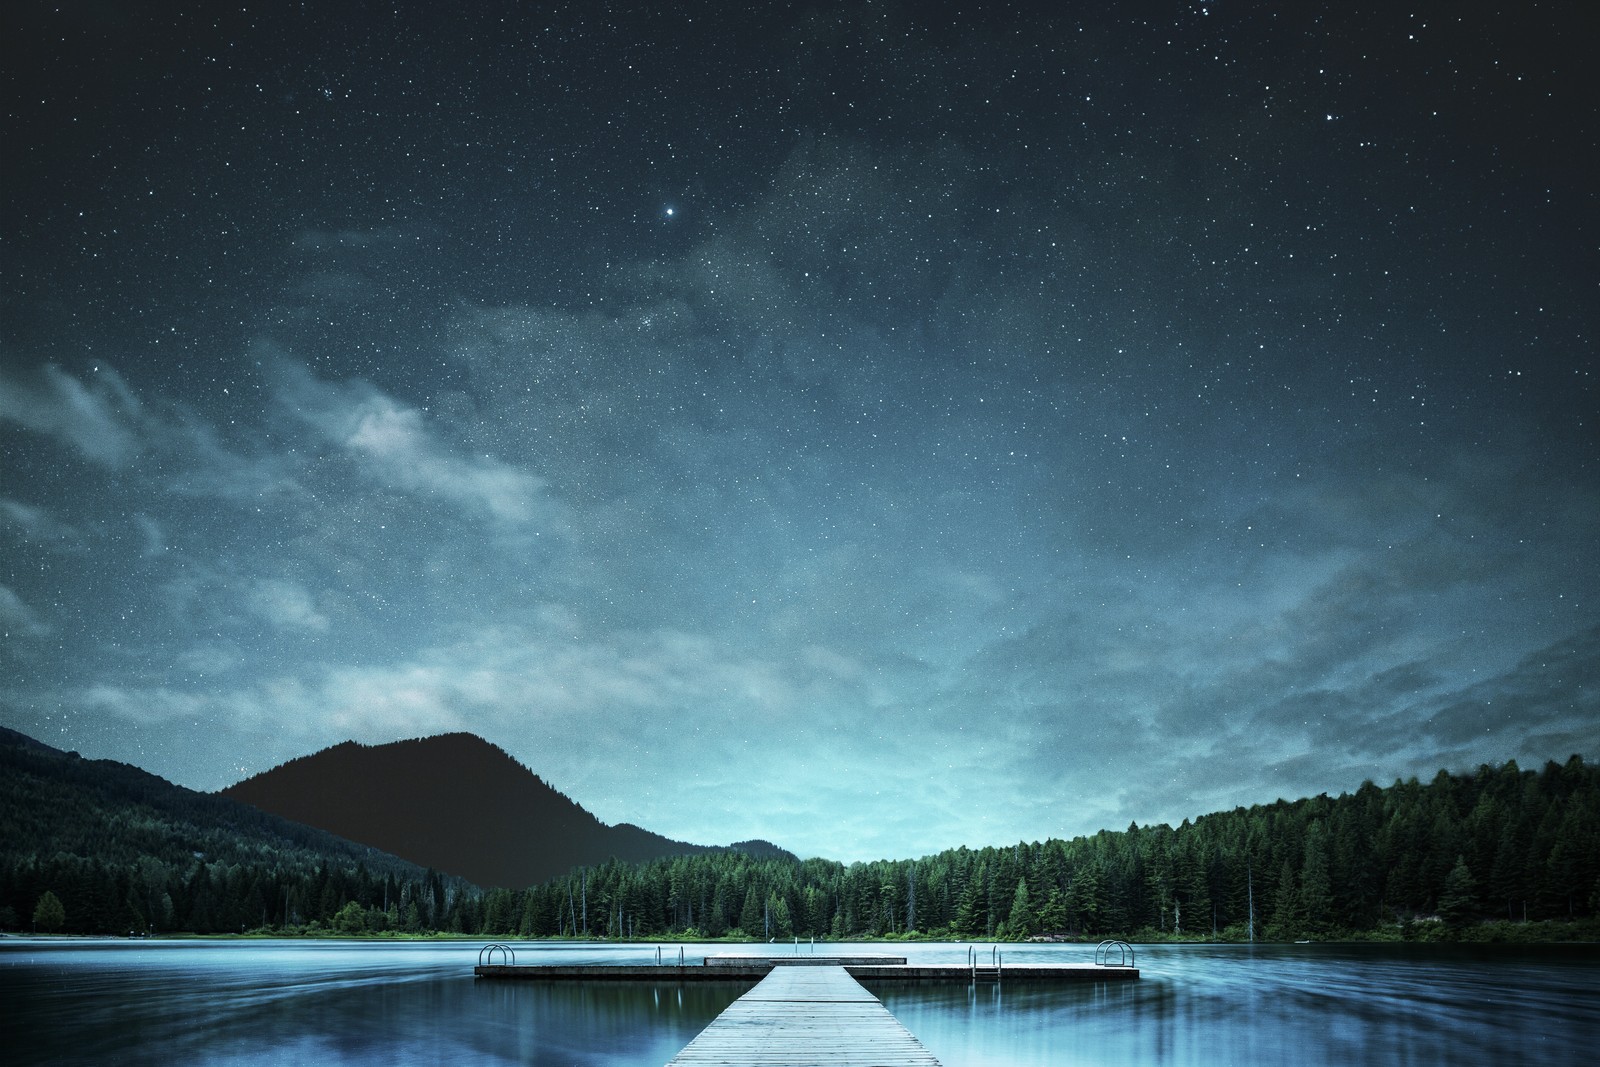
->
[873,942,1599,1067]
[2,941,742,1066]
[5,940,1596,1066]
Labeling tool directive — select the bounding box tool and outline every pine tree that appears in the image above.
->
[1007,879,1034,939]
[1036,887,1067,934]
[1072,862,1103,934]
[1438,856,1477,927]
[1299,823,1334,933]
[954,865,986,937]
[769,893,793,938]
[1268,859,1299,939]
[739,885,762,938]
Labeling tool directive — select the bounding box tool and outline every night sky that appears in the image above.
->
[2,1,1595,863]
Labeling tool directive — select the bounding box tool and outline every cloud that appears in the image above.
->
[905,439,1599,840]
[1416,626,1600,756]
[135,514,167,559]
[0,497,84,547]
[274,362,551,525]
[0,362,144,465]
[244,578,329,632]
[159,409,310,506]
[81,684,210,726]
[0,584,48,637]
[268,667,471,739]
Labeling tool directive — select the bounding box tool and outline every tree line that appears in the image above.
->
[4,755,1595,939]
[482,755,1598,942]
[2,852,473,935]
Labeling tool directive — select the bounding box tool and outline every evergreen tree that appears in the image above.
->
[1071,862,1103,933]
[1007,879,1034,939]
[1299,823,1334,933]
[1037,887,1067,934]
[1489,817,1532,921]
[739,885,762,937]
[707,895,728,937]
[954,864,986,937]
[1438,856,1477,927]
[1268,859,1299,939]
[770,893,793,938]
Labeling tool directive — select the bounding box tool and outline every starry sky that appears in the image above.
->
[2,1,1595,864]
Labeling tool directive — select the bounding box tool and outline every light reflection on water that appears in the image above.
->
[3,940,742,1066]
[4,939,1596,1066]
[874,942,1600,1067]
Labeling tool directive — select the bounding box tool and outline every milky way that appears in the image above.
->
[2,1,1594,861]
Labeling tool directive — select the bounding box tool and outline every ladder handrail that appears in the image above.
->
[1094,939,1134,967]
[970,943,1003,982]
[478,943,515,967]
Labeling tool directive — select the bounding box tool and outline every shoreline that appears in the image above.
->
[5,923,1596,946]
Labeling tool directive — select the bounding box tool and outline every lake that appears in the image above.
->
[3,939,1595,1065]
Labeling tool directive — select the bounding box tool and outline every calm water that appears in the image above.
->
[2,939,1594,1066]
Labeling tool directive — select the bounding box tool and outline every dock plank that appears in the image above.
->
[666,964,942,1066]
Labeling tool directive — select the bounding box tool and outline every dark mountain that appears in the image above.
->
[0,726,431,882]
[220,733,782,887]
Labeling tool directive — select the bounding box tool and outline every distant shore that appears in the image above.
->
[7,917,1596,945]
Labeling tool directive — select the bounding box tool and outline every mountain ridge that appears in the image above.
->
[221,732,789,887]
[0,725,436,883]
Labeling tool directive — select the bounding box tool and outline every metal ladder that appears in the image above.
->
[969,944,1003,981]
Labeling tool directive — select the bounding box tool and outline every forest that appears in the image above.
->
[0,728,469,936]
[480,755,1600,943]
[3,749,1596,942]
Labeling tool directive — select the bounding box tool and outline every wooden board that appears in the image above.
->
[666,964,943,1066]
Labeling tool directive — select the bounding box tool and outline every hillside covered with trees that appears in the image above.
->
[0,728,472,935]
[4,725,1595,941]
[483,756,1600,943]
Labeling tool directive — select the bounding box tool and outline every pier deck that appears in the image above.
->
[665,964,942,1067]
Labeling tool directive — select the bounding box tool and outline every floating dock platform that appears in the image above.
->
[474,950,1139,983]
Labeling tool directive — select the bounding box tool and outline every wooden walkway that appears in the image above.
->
[665,964,943,1066]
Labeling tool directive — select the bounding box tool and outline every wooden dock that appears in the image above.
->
[665,964,942,1066]
[474,958,1139,983]
[714,953,1140,984]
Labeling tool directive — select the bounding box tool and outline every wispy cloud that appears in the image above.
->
[0,584,49,638]
[0,362,144,465]
[0,497,84,548]
[81,684,209,726]
[275,363,551,526]
[244,578,329,632]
